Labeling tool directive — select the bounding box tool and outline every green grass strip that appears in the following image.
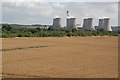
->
[0,46,47,51]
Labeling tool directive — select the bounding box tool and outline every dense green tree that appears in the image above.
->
[2,24,12,31]
[1,24,119,38]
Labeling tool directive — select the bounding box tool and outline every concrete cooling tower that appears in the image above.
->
[66,17,76,30]
[98,19,104,30]
[83,18,88,30]
[82,18,95,30]
[103,18,112,31]
[52,17,61,28]
[87,18,95,30]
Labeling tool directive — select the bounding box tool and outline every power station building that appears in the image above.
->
[66,17,76,30]
[51,13,112,31]
[97,17,112,31]
[103,18,112,31]
[83,18,88,30]
[52,17,61,28]
[98,18,104,30]
[82,18,95,30]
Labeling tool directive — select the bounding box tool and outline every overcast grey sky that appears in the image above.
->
[1,0,120,2]
[2,2,118,26]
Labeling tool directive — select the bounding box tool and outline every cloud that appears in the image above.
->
[2,2,118,26]
[52,2,65,8]
[1,0,119,2]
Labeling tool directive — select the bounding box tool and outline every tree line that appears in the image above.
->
[1,24,119,38]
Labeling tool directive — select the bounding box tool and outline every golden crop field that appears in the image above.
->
[2,36,118,78]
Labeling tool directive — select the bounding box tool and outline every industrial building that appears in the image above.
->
[111,26,120,31]
[97,18,104,30]
[82,18,88,30]
[52,17,61,28]
[66,17,76,30]
[97,17,112,31]
[103,18,112,31]
[51,11,112,31]
[82,18,95,30]
[87,18,95,30]
[51,17,112,31]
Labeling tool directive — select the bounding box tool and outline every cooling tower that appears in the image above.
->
[66,18,76,30]
[82,18,95,30]
[103,18,112,31]
[87,18,95,30]
[52,18,61,28]
[98,19,104,30]
[82,18,88,30]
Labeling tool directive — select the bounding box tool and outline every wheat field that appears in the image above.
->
[2,36,118,78]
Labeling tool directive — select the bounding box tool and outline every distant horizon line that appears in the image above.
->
[0,22,119,27]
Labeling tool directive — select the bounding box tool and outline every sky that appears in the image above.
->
[1,0,119,26]
[1,0,120,2]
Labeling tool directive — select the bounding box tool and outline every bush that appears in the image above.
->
[1,24,119,38]
[67,33,72,37]
[17,34,23,37]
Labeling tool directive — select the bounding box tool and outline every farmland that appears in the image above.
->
[2,36,118,78]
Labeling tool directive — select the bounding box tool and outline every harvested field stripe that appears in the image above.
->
[2,73,49,78]
[0,46,47,51]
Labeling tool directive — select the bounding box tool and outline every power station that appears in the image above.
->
[66,17,76,30]
[103,18,112,31]
[98,18,104,30]
[87,18,95,30]
[52,16,61,28]
[83,18,88,30]
[66,11,76,30]
[51,11,112,31]
[97,17,112,31]
[82,18,95,30]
